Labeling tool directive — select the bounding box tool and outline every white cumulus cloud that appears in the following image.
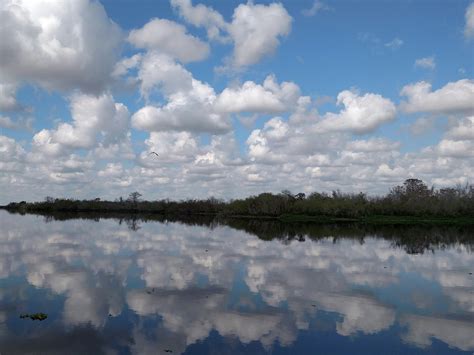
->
[215,75,300,114]
[170,0,228,42]
[316,90,397,134]
[400,79,474,114]
[128,18,210,63]
[0,0,122,94]
[228,2,292,68]
[171,1,292,69]
[132,56,231,134]
[32,94,129,156]
[446,116,474,140]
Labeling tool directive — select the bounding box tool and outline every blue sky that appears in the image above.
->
[0,0,473,203]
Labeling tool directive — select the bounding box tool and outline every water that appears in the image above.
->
[0,211,473,354]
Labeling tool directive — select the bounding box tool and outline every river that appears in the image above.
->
[0,211,473,354]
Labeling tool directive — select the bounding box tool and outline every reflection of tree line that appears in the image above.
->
[39,211,217,229]
[11,209,474,254]
[224,219,474,254]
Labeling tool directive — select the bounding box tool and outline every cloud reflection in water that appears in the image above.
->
[0,211,473,354]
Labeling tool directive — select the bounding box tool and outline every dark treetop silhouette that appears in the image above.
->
[3,179,474,225]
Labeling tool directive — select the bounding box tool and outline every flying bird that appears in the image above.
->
[149,152,159,157]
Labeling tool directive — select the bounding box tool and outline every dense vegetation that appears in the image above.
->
[3,179,474,222]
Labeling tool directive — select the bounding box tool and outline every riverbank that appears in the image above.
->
[3,178,474,225]
[2,204,473,226]
[277,214,474,225]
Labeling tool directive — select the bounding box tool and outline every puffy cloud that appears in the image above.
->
[137,52,193,100]
[32,93,130,156]
[375,164,406,178]
[126,52,316,133]
[446,116,474,140]
[97,162,125,179]
[316,90,397,134]
[171,1,292,68]
[228,2,292,68]
[241,93,402,190]
[2,46,474,204]
[395,150,473,188]
[97,163,132,187]
[128,18,209,63]
[247,117,291,163]
[133,54,301,133]
[400,79,474,114]
[31,129,63,158]
[112,54,142,79]
[215,75,300,114]
[437,139,474,158]
[143,131,199,163]
[56,94,129,149]
[4,87,471,203]
[181,135,245,184]
[217,82,283,114]
[170,0,228,42]
[465,2,474,39]
[414,56,436,70]
[0,0,122,94]
[233,90,464,195]
[0,135,25,173]
[132,79,231,134]
[414,116,474,180]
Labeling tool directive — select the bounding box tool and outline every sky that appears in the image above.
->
[0,0,473,204]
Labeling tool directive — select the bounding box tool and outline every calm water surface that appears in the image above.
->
[0,211,473,354]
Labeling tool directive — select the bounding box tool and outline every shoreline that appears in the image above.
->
[2,206,473,226]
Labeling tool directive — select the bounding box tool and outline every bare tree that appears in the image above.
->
[128,192,142,204]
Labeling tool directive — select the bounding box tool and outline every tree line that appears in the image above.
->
[4,179,474,219]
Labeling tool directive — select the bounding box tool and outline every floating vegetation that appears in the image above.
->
[19,313,48,321]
